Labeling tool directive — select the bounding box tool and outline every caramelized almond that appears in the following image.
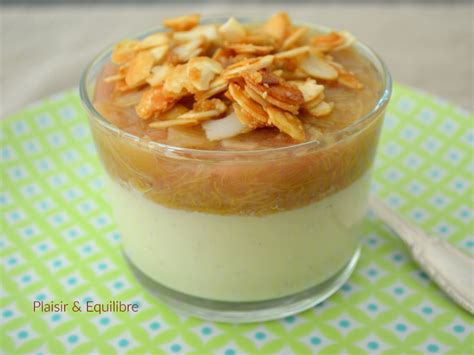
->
[149,118,199,128]
[310,32,344,51]
[125,51,155,87]
[266,106,305,141]
[186,57,223,91]
[337,71,364,90]
[226,43,274,55]
[262,12,291,45]
[281,27,309,50]
[218,17,246,42]
[299,52,338,80]
[228,83,269,125]
[136,86,177,119]
[222,55,274,78]
[111,39,139,64]
[163,14,201,31]
[243,70,304,113]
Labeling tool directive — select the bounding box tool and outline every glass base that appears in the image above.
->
[124,247,360,323]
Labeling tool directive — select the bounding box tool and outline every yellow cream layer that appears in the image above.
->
[108,171,371,302]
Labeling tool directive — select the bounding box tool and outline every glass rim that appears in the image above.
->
[79,16,392,160]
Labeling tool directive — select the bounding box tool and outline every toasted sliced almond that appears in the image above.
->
[147,64,172,86]
[288,79,324,102]
[159,100,226,124]
[168,99,226,124]
[233,103,265,129]
[218,17,246,43]
[226,43,274,55]
[327,59,363,89]
[163,65,191,95]
[149,118,199,128]
[262,12,291,44]
[211,47,237,68]
[267,82,304,105]
[187,57,223,91]
[244,85,270,108]
[281,27,309,50]
[195,80,228,101]
[246,84,299,113]
[193,98,227,115]
[125,50,155,87]
[303,92,325,110]
[311,31,356,52]
[173,24,218,43]
[333,31,356,51]
[243,32,277,46]
[266,106,305,141]
[176,110,221,121]
[337,70,364,90]
[172,38,204,63]
[311,32,344,51]
[195,77,228,101]
[264,92,300,113]
[111,39,139,64]
[150,45,169,63]
[274,46,310,59]
[163,14,200,31]
[136,86,177,119]
[223,55,274,78]
[243,71,304,114]
[277,68,308,80]
[228,83,269,125]
[307,101,334,117]
[139,33,169,49]
[299,52,338,80]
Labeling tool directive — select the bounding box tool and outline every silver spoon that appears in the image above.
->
[369,196,474,314]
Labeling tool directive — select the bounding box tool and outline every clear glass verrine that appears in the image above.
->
[80,18,391,322]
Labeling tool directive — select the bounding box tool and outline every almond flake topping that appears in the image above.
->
[163,14,200,31]
[266,106,305,142]
[106,12,364,138]
[125,50,155,88]
[281,27,309,50]
[218,17,246,43]
[139,33,170,49]
[289,79,324,102]
[226,43,274,55]
[299,51,338,80]
[187,57,223,91]
[262,12,292,45]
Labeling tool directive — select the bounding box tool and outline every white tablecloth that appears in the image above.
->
[1,3,472,117]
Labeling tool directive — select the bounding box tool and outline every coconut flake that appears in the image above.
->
[202,112,249,141]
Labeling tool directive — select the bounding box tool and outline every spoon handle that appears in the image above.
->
[369,196,474,314]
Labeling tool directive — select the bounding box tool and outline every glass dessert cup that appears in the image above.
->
[80,18,391,323]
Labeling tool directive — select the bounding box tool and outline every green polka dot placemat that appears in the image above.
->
[1,83,473,354]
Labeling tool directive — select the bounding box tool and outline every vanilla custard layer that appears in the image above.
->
[108,171,370,302]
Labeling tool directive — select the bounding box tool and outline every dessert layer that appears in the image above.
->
[87,14,385,216]
[90,108,382,215]
[92,14,384,150]
[109,171,370,302]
